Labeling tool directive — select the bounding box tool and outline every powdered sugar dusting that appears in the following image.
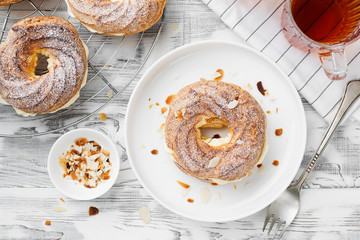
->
[66,0,166,35]
[164,80,267,182]
[0,16,87,114]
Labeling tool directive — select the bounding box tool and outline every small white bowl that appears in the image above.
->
[48,128,120,200]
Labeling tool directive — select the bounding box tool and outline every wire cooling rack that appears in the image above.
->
[0,0,164,138]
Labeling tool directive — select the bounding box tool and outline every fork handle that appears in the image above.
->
[294,80,360,189]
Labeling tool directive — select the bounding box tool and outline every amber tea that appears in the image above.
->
[291,0,360,44]
[282,0,360,80]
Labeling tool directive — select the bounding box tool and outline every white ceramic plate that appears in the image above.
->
[125,41,306,222]
[48,128,120,200]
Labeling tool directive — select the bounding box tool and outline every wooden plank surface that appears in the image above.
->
[0,0,359,239]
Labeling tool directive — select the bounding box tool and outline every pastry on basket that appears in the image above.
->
[65,0,167,36]
[165,80,268,184]
[0,16,88,116]
[0,0,22,6]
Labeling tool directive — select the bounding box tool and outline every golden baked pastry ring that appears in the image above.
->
[0,0,22,6]
[0,16,88,116]
[165,80,267,184]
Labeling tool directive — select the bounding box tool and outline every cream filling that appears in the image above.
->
[196,115,232,146]
[203,134,232,147]
[0,40,89,117]
[165,135,269,185]
[209,136,268,185]
[64,0,125,36]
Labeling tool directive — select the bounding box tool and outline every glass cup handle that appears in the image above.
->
[318,48,347,80]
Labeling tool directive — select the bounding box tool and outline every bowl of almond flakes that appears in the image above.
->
[48,128,120,200]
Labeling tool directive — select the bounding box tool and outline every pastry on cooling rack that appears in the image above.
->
[0,16,88,116]
[65,0,167,36]
[165,80,268,184]
[0,0,22,6]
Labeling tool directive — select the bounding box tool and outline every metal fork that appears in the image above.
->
[263,79,360,239]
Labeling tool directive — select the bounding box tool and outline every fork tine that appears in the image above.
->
[272,221,284,238]
[267,217,278,235]
[278,222,290,239]
[262,213,273,232]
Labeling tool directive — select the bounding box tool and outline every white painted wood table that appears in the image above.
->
[0,0,360,239]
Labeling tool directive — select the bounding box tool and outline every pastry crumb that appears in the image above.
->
[89,206,99,216]
[177,180,190,188]
[59,198,65,203]
[151,149,158,155]
[98,113,107,122]
[214,69,224,81]
[275,128,283,136]
[45,220,51,226]
[165,94,176,105]
[256,81,267,96]
[161,107,167,114]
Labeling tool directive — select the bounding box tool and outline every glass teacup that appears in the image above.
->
[281,0,360,80]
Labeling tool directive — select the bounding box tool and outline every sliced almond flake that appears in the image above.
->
[177,180,190,188]
[208,157,220,168]
[209,71,222,80]
[227,100,239,109]
[174,75,180,80]
[245,182,251,188]
[236,140,244,145]
[140,144,146,148]
[181,108,186,116]
[181,187,190,197]
[214,192,221,200]
[247,83,253,90]
[107,90,114,99]
[53,206,67,212]
[89,153,101,161]
[172,23,179,31]
[269,95,276,101]
[200,188,211,204]
[139,206,151,224]
[259,166,266,174]
[229,71,238,77]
